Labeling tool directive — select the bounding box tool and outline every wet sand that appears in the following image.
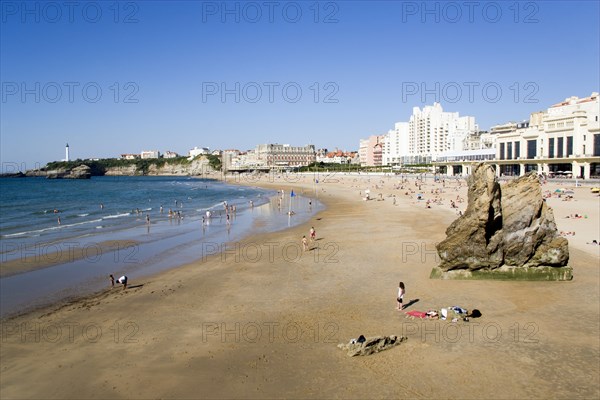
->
[0,240,139,278]
[0,173,598,399]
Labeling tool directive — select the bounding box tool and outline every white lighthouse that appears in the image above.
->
[65,143,70,162]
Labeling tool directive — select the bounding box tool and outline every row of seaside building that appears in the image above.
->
[120,147,220,160]
[117,92,599,179]
[359,92,600,179]
[223,92,599,179]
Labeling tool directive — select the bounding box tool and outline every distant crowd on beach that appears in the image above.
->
[352,175,467,216]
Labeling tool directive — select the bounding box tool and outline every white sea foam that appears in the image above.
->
[61,219,103,228]
[102,213,130,220]
[1,219,102,238]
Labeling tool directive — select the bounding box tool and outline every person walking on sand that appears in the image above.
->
[397,281,405,310]
[302,235,309,251]
[310,226,316,242]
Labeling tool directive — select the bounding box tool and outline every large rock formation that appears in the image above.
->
[46,165,91,179]
[434,164,570,280]
[0,172,25,178]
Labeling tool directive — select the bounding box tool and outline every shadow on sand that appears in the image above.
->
[401,298,419,310]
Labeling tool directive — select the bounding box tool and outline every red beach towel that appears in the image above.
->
[405,311,427,318]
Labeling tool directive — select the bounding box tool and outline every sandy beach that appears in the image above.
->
[1,172,599,399]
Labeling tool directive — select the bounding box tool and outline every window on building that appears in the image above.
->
[527,140,537,159]
[507,142,513,160]
[549,138,555,158]
[594,134,600,156]
[566,136,573,156]
[557,137,564,158]
[499,143,505,160]
[514,142,520,159]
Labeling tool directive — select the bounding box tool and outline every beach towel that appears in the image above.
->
[405,311,427,318]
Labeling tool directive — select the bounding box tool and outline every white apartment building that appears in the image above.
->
[382,122,409,165]
[407,102,478,164]
[163,151,179,159]
[358,138,369,166]
[493,92,600,178]
[140,150,160,159]
[189,146,210,159]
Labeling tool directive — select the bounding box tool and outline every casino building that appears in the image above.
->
[435,92,600,179]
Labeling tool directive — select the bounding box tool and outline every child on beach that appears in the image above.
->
[302,235,309,251]
[310,227,316,241]
[397,282,405,310]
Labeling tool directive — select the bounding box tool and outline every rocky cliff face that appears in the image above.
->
[436,164,569,273]
[104,158,213,176]
[146,158,213,176]
[24,158,216,178]
[103,165,138,176]
[45,165,91,179]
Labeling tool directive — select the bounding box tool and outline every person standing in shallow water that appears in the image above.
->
[397,282,405,310]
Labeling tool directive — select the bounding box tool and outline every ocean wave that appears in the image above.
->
[102,213,131,220]
[206,202,225,211]
[1,226,60,238]
[61,219,103,228]
[77,213,89,217]
[0,219,102,238]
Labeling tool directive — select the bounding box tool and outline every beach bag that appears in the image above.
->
[470,309,482,318]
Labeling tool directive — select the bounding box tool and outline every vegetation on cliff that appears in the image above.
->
[206,154,222,171]
[43,155,216,176]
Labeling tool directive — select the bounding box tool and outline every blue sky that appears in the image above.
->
[1,0,599,169]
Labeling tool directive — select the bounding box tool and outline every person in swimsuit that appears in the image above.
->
[397,281,405,310]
